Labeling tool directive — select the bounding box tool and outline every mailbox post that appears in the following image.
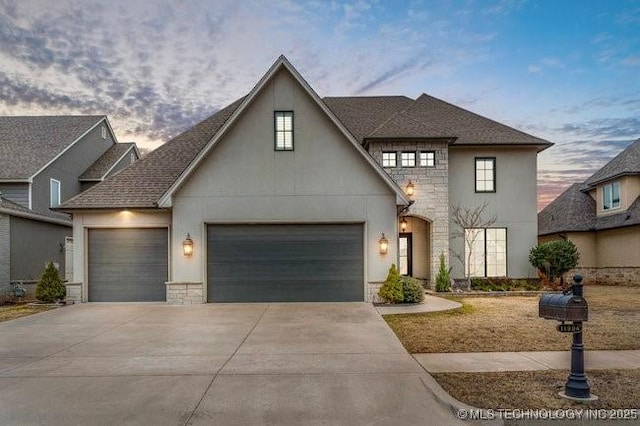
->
[539,274,597,401]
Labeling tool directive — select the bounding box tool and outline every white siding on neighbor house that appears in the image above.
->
[171,69,399,300]
[448,146,539,279]
[72,211,171,302]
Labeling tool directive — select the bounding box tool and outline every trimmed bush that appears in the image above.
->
[529,240,579,289]
[434,252,451,292]
[378,264,403,303]
[402,277,425,303]
[35,262,66,303]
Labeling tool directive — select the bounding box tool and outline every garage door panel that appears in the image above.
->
[207,224,364,302]
[88,228,168,302]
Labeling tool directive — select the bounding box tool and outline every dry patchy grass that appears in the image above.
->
[385,286,640,353]
[0,304,55,323]
[433,369,640,410]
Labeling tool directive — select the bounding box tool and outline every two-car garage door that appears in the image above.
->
[207,224,364,302]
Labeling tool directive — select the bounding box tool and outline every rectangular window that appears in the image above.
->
[101,125,107,140]
[475,157,496,192]
[50,179,61,208]
[401,152,416,167]
[420,151,435,167]
[130,152,136,164]
[602,181,620,210]
[464,228,506,277]
[274,111,294,151]
[382,152,397,167]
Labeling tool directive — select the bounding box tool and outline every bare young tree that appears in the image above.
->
[450,202,497,287]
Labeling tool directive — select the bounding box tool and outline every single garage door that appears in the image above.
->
[207,224,364,302]
[88,228,168,302]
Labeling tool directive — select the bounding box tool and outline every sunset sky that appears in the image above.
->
[1,0,638,210]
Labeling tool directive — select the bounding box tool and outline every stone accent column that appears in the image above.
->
[65,282,83,303]
[368,141,450,287]
[165,282,204,305]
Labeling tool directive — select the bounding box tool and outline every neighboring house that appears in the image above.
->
[59,56,551,304]
[0,116,140,300]
[538,139,640,285]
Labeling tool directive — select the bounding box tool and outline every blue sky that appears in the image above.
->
[1,0,638,209]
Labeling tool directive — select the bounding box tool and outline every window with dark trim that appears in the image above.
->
[274,111,294,151]
[382,152,397,167]
[465,227,507,277]
[475,157,496,192]
[602,181,620,211]
[420,151,435,167]
[401,152,416,167]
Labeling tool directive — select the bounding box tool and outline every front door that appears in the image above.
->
[399,233,412,276]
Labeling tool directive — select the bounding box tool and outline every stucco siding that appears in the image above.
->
[0,214,9,297]
[597,226,640,267]
[31,122,114,217]
[9,216,71,281]
[172,69,399,299]
[449,146,539,278]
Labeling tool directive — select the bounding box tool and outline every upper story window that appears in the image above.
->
[274,111,294,151]
[603,181,620,211]
[382,152,397,167]
[401,152,416,167]
[420,151,435,167]
[101,125,107,140]
[475,157,496,193]
[130,152,136,164]
[50,179,61,208]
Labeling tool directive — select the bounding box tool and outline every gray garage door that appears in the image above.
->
[207,224,364,302]
[88,228,168,302]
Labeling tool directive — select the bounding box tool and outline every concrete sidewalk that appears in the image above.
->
[414,350,640,373]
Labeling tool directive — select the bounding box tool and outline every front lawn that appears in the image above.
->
[0,304,56,323]
[434,369,640,410]
[384,286,640,353]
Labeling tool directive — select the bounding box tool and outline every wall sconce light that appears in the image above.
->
[182,233,194,257]
[400,217,408,232]
[405,180,414,197]
[378,233,389,255]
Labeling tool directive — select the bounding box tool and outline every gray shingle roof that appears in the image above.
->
[0,116,105,180]
[584,139,640,186]
[539,139,640,235]
[61,98,245,209]
[325,94,552,148]
[538,184,596,235]
[79,143,137,181]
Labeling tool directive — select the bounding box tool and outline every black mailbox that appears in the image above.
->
[539,294,588,322]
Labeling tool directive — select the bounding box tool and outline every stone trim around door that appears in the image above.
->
[165,282,204,305]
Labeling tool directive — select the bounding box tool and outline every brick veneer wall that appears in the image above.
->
[368,140,450,286]
[569,267,640,287]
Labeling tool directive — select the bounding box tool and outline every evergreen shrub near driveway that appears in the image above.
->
[401,277,425,303]
[35,262,66,303]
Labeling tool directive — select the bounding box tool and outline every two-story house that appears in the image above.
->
[0,116,140,300]
[539,139,640,285]
[59,56,551,304]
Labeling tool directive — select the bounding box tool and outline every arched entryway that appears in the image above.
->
[398,215,432,285]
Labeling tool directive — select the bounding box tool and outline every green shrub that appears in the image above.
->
[471,277,543,292]
[529,240,579,288]
[401,277,425,303]
[378,264,403,303]
[434,252,451,292]
[35,262,66,303]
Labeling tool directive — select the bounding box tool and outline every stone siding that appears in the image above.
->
[0,214,9,301]
[368,140,449,286]
[367,281,384,303]
[166,282,204,305]
[569,267,640,287]
[65,282,83,303]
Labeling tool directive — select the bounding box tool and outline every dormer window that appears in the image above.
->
[603,181,620,211]
[101,125,107,140]
[274,111,294,151]
[130,152,136,164]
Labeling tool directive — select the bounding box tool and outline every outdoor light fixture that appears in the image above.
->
[378,233,389,255]
[405,180,415,197]
[400,217,408,232]
[182,233,194,257]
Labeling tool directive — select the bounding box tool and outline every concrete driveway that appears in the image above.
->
[0,303,464,425]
